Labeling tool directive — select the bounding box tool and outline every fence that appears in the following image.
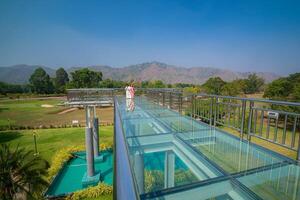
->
[185,94,300,161]
[66,88,300,161]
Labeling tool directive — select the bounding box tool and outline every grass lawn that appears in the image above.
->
[0,126,113,163]
[0,98,113,128]
[0,126,114,200]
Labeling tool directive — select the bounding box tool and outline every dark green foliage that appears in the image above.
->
[54,68,69,93]
[264,73,300,113]
[0,144,49,199]
[0,82,30,95]
[29,67,54,94]
[99,79,127,88]
[221,81,243,96]
[141,80,166,88]
[264,73,300,101]
[174,83,195,88]
[202,77,226,95]
[243,73,265,94]
[69,68,102,88]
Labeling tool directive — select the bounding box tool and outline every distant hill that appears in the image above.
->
[0,62,280,84]
[0,65,55,84]
[68,62,280,84]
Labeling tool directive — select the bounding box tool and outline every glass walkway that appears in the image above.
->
[115,96,300,200]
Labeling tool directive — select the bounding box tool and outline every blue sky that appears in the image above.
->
[0,0,299,75]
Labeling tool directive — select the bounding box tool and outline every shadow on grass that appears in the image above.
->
[0,131,22,143]
[0,107,9,113]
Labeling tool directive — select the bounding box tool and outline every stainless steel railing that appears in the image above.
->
[184,94,300,161]
[66,88,300,160]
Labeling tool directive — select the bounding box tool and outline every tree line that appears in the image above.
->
[0,67,299,103]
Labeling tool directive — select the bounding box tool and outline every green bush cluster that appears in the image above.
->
[47,146,83,179]
[0,122,114,131]
[65,183,113,200]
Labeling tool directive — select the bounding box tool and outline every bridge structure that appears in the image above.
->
[65,88,300,200]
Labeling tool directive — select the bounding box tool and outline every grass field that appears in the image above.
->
[0,126,113,163]
[0,125,114,200]
[0,98,113,128]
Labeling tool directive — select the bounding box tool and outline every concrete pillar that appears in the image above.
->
[85,107,95,177]
[164,151,175,188]
[93,117,99,157]
[134,153,144,193]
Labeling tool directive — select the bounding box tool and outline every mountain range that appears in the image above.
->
[0,62,280,84]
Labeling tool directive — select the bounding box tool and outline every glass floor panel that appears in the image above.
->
[143,178,259,200]
[116,96,299,199]
[238,163,300,200]
[178,129,287,174]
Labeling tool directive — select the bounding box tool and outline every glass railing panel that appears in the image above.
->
[178,129,287,174]
[238,163,300,200]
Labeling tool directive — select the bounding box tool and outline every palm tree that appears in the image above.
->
[0,144,49,200]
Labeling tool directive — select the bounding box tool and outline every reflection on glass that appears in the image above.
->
[126,98,135,112]
[116,96,298,199]
[238,164,300,200]
[180,130,285,174]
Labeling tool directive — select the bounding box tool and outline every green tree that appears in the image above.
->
[202,77,226,95]
[69,68,102,88]
[29,67,54,94]
[151,80,165,88]
[291,83,300,100]
[221,81,242,96]
[141,81,150,88]
[0,82,30,95]
[55,68,69,93]
[263,78,292,99]
[244,74,264,94]
[264,73,300,101]
[0,144,49,199]
[263,73,300,113]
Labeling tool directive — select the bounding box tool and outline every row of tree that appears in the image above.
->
[264,73,300,102]
[1,66,299,102]
[201,74,265,96]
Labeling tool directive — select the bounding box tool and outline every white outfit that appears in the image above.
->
[125,86,135,111]
[125,86,134,99]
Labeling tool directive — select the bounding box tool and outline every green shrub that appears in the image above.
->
[65,183,113,200]
[47,143,113,180]
[47,146,83,180]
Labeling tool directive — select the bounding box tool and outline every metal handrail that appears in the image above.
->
[65,88,300,160]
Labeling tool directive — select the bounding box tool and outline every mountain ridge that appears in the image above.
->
[0,62,280,84]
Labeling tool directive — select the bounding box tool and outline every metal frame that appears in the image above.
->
[66,88,300,161]
[63,88,300,200]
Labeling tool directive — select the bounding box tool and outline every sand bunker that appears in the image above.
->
[41,104,54,108]
[58,107,78,115]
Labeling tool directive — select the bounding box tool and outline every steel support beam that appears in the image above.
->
[85,107,95,177]
[134,153,145,194]
[164,150,175,188]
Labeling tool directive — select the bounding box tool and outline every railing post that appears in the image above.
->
[191,95,195,119]
[169,92,172,109]
[297,143,300,161]
[214,97,218,127]
[162,92,165,107]
[179,94,182,114]
[247,101,254,141]
[297,124,300,161]
[240,100,246,139]
[209,97,213,126]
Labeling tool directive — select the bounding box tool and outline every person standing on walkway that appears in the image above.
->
[125,82,135,111]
